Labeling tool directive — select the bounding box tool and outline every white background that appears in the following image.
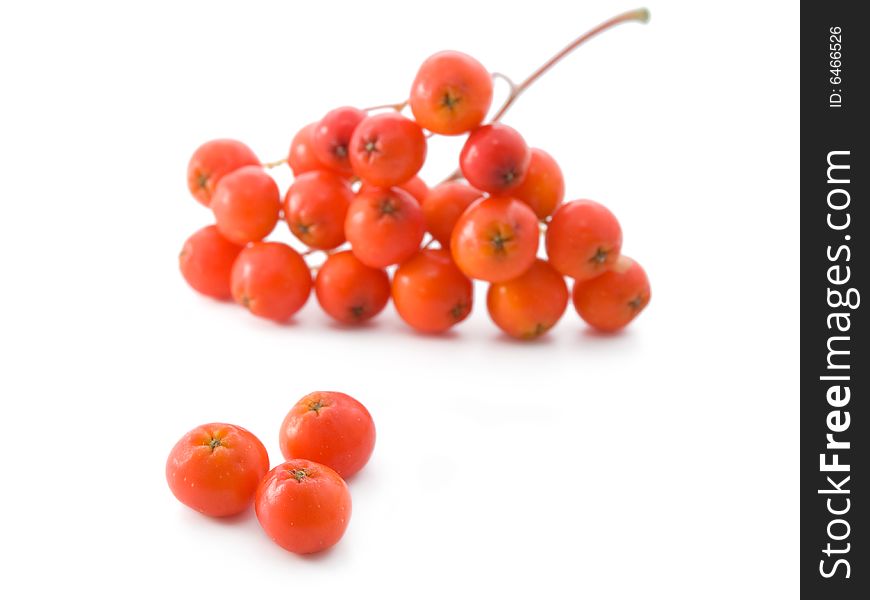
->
[0,1,799,598]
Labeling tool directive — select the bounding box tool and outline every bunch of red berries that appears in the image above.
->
[179,15,651,338]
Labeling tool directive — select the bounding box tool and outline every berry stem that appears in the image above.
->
[262,158,288,169]
[490,8,650,123]
[362,101,408,113]
[440,8,649,184]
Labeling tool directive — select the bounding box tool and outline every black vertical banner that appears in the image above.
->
[801,3,868,598]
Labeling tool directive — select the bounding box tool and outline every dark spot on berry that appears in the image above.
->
[240,294,251,308]
[628,295,645,312]
[207,437,222,452]
[197,172,209,190]
[288,468,310,482]
[349,305,366,319]
[501,169,518,185]
[589,247,609,265]
[441,91,461,111]
[332,144,348,158]
[308,399,325,413]
[363,137,379,155]
[490,231,513,253]
[449,302,467,321]
[379,197,398,216]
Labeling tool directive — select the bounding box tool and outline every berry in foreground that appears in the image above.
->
[451,196,539,282]
[345,186,425,268]
[187,139,259,207]
[572,255,651,332]
[315,251,390,324]
[284,170,353,250]
[312,106,366,175]
[287,122,327,176]
[409,50,493,135]
[211,166,281,245]
[392,249,473,333]
[255,459,352,554]
[179,225,244,300]
[511,147,565,219]
[279,391,376,478]
[459,124,530,194]
[545,199,623,282]
[487,258,568,339]
[231,242,312,322]
[422,181,482,247]
[349,113,427,187]
[166,423,270,517]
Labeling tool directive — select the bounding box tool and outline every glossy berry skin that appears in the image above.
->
[512,148,565,219]
[179,225,244,300]
[487,259,568,339]
[422,182,482,247]
[187,139,259,207]
[231,242,312,322]
[572,256,651,332]
[255,459,352,555]
[392,249,473,333]
[349,113,427,187]
[410,51,493,135]
[360,175,428,205]
[315,251,390,324]
[166,423,270,518]
[451,196,539,283]
[545,200,623,282]
[278,391,376,479]
[288,122,327,176]
[459,124,530,194]
[312,106,366,175]
[211,166,280,245]
[345,187,425,268]
[284,170,353,250]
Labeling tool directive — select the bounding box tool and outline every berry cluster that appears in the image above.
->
[179,10,651,338]
[166,391,375,555]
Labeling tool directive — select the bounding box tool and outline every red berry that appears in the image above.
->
[284,170,353,250]
[312,106,366,175]
[459,124,530,194]
[487,259,568,339]
[179,225,244,300]
[512,148,564,219]
[422,182,482,247]
[392,249,473,333]
[572,256,651,332]
[315,251,390,324]
[211,166,280,245]
[349,113,427,187]
[288,122,327,176]
[345,187,425,268]
[545,200,622,281]
[166,423,270,518]
[451,196,539,282]
[255,459,352,555]
[410,51,493,135]
[278,391,376,479]
[187,139,259,207]
[231,242,312,322]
